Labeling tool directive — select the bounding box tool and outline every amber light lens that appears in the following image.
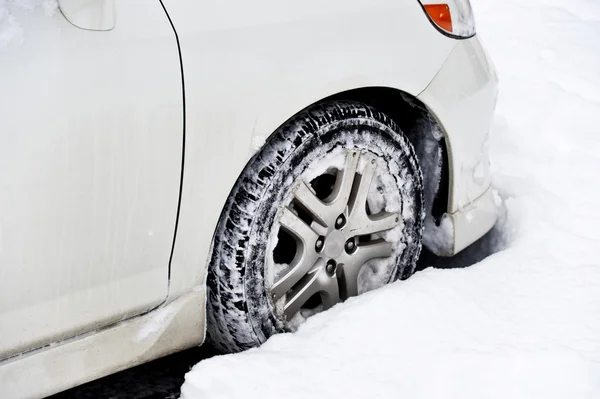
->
[424,4,453,33]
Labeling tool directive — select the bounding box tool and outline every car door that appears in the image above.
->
[0,0,183,360]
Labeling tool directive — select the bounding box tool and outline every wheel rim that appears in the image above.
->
[269,149,402,322]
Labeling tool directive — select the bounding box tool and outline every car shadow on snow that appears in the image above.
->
[417,220,509,271]
[417,188,512,271]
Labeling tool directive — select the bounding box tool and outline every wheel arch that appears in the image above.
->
[243,86,452,257]
[252,86,451,224]
[320,87,450,222]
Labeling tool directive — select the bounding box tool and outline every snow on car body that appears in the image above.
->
[0,0,497,397]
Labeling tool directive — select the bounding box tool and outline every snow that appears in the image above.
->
[136,303,177,342]
[182,0,600,397]
[0,0,56,47]
[251,135,266,151]
[422,214,454,256]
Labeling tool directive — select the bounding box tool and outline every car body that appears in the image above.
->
[0,0,497,397]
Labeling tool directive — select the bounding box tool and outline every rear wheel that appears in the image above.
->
[206,101,424,353]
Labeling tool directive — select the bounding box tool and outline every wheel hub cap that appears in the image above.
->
[323,230,345,259]
[270,150,402,321]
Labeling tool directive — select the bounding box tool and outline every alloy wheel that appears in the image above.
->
[270,150,401,320]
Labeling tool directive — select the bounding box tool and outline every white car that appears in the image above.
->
[0,0,497,397]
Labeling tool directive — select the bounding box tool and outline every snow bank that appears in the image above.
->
[181,0,600,397]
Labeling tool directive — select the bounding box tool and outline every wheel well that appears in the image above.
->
[320,87,449,222]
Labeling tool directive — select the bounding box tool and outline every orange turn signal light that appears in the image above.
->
[424,4,453,33]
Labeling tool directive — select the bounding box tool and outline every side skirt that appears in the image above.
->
[0,288,205,399]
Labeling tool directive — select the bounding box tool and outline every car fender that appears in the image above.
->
[161,0,456,300]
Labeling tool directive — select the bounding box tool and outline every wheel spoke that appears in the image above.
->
[345,158,400,236]
[283,265,339,319]
[338,261,359,300]
[347,211,400,237]
[292,180,330,227]
[321,282,341,311]
[349,159,376,218]
[279,207,319,243]
[355,239,393,263]
[329,150,360,210]
[338,239,393,298]
[345,161,376,236]
[271,208,320,301]
[271,249,320,302]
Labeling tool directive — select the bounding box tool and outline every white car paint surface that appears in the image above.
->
[0,0,498,397]
[0,1,182,359]
[162,0,460,300]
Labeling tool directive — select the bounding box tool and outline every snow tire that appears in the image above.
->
[206,101,425,353]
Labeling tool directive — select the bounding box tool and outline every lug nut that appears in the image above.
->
[345,238,356,254]
[315,236,325,252]
[325,259,337,276]
[335,214,346,229]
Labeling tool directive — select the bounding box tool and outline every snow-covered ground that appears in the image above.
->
[182,0,600,398]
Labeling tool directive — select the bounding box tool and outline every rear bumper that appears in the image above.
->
[418,35,499,255]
